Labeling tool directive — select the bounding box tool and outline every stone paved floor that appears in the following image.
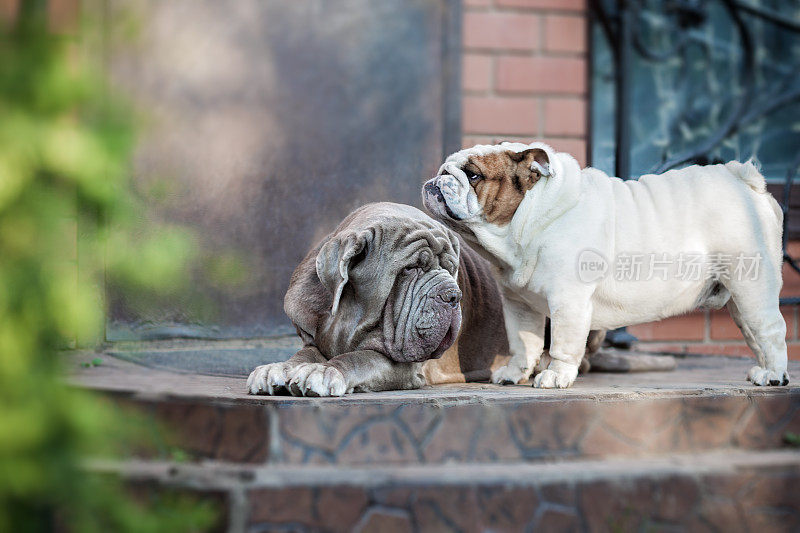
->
[67,350,800,404]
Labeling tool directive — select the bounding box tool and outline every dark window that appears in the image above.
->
[591,1,800,182]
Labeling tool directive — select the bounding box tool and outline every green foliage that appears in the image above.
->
[785,432,800,447]
[79,357,103,368]
[0,5,216,532]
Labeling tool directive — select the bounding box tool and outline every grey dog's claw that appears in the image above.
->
[499,379,515,385]
[288,381,303,396]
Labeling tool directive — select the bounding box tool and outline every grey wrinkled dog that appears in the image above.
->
[247,202,512,396]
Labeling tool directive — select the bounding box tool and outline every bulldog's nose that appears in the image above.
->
[425,181,444,202]
[437,286,462,308]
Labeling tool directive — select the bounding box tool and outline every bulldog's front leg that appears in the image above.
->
[286,350,425,397]
[533,302,592,389]
[491,293,546,385]
[247,345,326,395]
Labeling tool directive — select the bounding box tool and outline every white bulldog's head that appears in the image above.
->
[422,142,559,234]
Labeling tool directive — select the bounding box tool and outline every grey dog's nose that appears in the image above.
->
[437,286,462,307]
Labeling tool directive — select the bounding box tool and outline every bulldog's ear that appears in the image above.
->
[315,230,370,315]
[512,148,552,178]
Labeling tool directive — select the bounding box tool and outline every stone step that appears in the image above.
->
[69,353,800,466]
[92,449,800,532]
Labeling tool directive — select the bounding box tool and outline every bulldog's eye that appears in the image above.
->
[467,172,482,183]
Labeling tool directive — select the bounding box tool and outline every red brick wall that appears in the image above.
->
[461,0,589,166]
[459,0,800,361]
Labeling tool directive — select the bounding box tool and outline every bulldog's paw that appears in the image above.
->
[747,365,789,386]
[491,364,529,385]
[532,364,578,389]
[247,363,290,395]
[287,363,349,397]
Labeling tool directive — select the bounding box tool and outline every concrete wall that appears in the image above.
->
[102,0,461,339]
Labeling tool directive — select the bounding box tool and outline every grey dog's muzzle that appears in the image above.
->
[387,269,462,362]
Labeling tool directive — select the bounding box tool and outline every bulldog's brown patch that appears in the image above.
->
[463,148,550,226]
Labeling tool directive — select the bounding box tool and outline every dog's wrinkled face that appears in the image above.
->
[315,214,462,363]
[422,143,552,229]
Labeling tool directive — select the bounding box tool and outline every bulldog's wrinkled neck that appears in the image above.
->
[510,152,583,248]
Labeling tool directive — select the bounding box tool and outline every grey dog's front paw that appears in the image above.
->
[287,363,349,397]
[247,362,290,395]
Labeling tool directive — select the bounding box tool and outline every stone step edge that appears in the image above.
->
[99,384,799,408]
[86,449,800,491]
[102,386,799,467]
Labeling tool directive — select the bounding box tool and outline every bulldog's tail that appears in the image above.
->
[725,159,767,194]
[725,159,783,225]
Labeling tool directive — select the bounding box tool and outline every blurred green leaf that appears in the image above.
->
[0,6,217,532]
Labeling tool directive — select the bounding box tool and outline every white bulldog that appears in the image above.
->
[422,142,788,389]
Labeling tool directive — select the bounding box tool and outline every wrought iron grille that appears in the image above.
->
[590,0,800,305]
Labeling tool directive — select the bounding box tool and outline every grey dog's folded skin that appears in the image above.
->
[247,202,600,396]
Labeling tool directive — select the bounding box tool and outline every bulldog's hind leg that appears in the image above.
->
[725,276,789,386]
[491,294,545,385]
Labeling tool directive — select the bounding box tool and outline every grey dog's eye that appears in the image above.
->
[440,257,456,275]
[350,247,367,268]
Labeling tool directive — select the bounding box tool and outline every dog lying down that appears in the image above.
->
[423,142,789,389]
[247,202,609,397]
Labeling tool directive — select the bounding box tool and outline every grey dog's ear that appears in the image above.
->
[315,229,371,315]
